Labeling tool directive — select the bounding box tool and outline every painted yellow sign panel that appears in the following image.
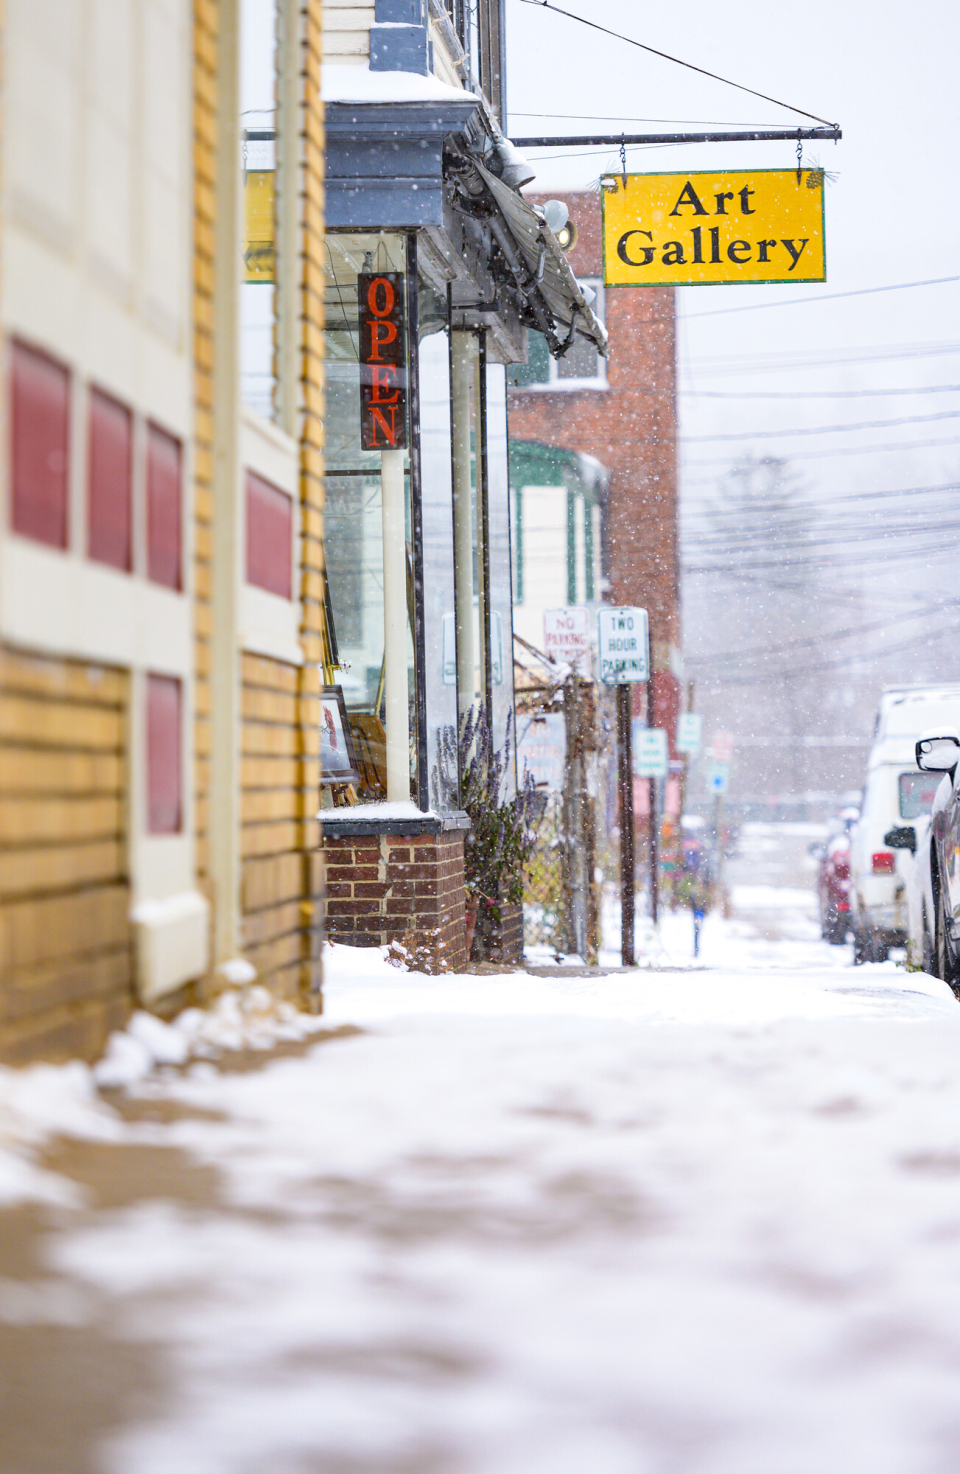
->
[602,169,825,288]
[244,170,275,283]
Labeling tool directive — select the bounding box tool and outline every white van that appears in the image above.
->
[849,686,960,963]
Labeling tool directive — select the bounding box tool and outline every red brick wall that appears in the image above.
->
[508,189,681,731]
[324,830,467,967]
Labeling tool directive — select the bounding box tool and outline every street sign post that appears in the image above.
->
[707,763,729,795]
[598,607,649,964]
[633,727,669,778]
[602,169,826,288]
[598,607,649,685]
[544,607,590,672]
[676,712,702,755]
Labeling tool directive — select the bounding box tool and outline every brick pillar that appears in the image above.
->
[324,829,467,968]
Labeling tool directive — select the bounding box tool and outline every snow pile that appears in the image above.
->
[94,986,330,1090]
[322,61,475,105]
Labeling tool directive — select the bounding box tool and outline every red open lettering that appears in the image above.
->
[366,277,396,316]
[369,407,399,446]
[367,319,398,361]
[358,272,407,451]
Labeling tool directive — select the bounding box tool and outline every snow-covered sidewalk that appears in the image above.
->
[3,901,960,1473]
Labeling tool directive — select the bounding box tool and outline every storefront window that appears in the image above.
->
[240,0,278,419]
[418,289,459,810]
[323,233,415,804]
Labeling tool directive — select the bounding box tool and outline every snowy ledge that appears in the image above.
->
[319,800,470,837]
[323,62,477,107]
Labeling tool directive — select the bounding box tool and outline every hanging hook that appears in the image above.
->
[620,134,628,190]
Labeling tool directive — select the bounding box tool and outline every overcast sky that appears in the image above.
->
[506,0,960,642]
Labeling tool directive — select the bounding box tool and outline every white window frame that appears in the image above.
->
[239,408,301,667]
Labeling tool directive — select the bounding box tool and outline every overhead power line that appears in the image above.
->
[684,515,960,555]
[688,597,960,666]
[680,409,960,443]
[684,433,960,466]
[685,537,960,574]
[681,384,960,399]
[518,0,838,127]
[683,483,960,529]
[683,482,960,522]
[700,619,960,685]
[685,341,960,377]
[682,275,960,319]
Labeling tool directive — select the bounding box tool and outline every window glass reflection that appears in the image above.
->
[323,234,415,804]
[240,0,278,419]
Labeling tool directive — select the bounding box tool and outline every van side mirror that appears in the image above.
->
[916,729,960,774]
[884,825,916,853]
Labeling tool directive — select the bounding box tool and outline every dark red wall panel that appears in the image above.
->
[88,387,132,571]
[10,340,70,548]
[146,673,182,834]
[146,422,182,590]
[246,470,293,599]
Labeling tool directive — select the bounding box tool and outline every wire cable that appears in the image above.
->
[681,409,960,443]
[511,112,793,126]
[685,341,960,377]
[681,384,960,400]
[519,0,838,127]
[682,275,960,319]
[697,619,960,685]
[687,597,960,666]
[684,434,960,466]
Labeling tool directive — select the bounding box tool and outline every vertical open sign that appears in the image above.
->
[358,272,407,451]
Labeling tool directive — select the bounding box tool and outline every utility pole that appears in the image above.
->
[646,671,659,926]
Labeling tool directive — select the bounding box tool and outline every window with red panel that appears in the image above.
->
[246,470,293,599]
[146,673,182,834]
[146,422,182,590]
[10,340,70,548]
[88,387,132,571]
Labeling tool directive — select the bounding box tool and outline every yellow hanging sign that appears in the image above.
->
[244,170,275,283]
[602,169,825,288]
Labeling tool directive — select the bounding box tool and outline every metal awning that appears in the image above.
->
[472,160,608,358]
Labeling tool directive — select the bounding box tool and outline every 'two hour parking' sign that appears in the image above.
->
[598,607,649,685]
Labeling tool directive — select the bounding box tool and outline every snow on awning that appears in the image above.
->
[473,160,608,358]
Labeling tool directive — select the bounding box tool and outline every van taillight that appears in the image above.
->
[833,856,849,879]
[872,852,896,873]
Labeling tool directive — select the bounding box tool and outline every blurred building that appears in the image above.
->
[0,0,327,1061]
[507,190,683,781]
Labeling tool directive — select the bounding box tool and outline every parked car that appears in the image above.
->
[849,686,960,964]
[814,807,858,943]
[904,728,960,990]
[903,812,935,974]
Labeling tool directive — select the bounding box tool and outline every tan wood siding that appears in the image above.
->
[0,649,132,1063]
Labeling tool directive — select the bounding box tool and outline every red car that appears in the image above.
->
[816,808,859,944]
